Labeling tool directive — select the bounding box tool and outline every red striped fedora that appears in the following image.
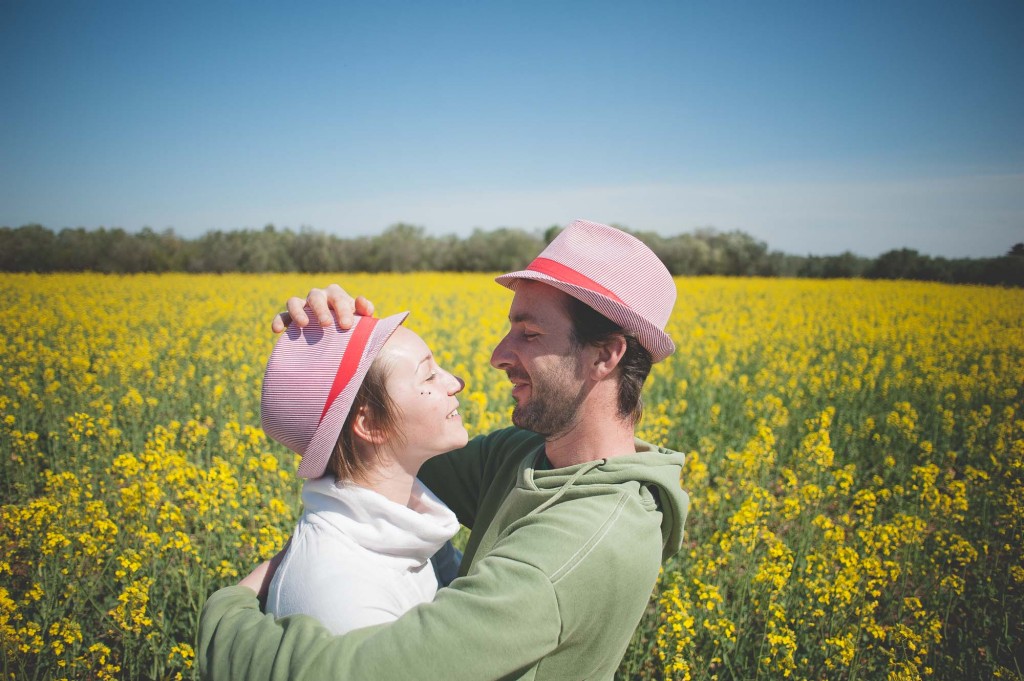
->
[260,311,409,479]
[495,219,676,362]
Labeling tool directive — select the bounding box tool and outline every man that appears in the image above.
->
[199,219,690,680]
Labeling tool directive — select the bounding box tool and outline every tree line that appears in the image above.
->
[2,222,1022,286]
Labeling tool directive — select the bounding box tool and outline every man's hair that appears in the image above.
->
[566,296,653,426]
[327,355,403,482]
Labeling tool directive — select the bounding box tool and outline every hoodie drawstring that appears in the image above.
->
[528,459,605,517]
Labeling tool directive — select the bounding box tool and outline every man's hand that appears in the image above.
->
[271,284,375,333]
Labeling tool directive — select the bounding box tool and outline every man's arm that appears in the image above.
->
[200,555,561,681]
[270,284,374,333]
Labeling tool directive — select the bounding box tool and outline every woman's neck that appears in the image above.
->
[351,452,420,507]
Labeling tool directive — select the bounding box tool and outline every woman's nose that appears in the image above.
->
[447,373,465,394]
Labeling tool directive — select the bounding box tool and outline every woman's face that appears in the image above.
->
[379,326,468,462]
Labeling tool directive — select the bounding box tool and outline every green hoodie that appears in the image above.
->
[200,427,689,681]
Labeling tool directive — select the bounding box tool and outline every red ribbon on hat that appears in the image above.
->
[526,257,625,304]
[318,316,379,424]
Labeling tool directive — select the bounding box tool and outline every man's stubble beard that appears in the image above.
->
[510,354,588,439]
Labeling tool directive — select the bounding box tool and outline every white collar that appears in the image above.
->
[301,476,459,564]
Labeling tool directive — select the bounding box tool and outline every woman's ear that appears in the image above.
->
[589,333,627,381]
[351,405,387,445]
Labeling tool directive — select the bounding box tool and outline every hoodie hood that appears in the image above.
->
[525,439,689,561]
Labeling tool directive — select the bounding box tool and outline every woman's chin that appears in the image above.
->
[420,432,469,460]
[452,429,469,448]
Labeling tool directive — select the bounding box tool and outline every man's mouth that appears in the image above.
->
[507,372,530,402]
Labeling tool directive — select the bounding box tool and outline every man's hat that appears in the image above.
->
[261,311,409,478]
[495,219,676,362]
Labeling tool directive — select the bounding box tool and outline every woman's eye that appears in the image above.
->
[426,371,438,381]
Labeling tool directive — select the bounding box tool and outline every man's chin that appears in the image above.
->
[511,408,548,435]
[510,407,531,430]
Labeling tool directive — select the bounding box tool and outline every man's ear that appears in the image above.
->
[589,334,628,381]
[351,406,387,445]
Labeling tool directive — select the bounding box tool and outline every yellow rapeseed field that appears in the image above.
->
[1,273,1022,680]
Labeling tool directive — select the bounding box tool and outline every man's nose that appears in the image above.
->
[490,334,512,370]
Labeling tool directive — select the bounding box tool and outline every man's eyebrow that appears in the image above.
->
[509,312,538,324]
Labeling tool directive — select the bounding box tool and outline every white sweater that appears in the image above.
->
[266,476,460,634]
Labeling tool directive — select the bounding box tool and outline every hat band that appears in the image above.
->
[318,316,379,424]
[525,257,625,304]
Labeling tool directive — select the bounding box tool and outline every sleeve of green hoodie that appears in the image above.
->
[201,553,561,680]
[200,429,557,681]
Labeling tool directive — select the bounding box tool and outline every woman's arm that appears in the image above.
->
[237,540,289,608]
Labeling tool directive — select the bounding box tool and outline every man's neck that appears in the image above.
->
[543,415,636,468]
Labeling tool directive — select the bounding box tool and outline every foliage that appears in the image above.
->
[3,223,1021,286]
[1,274,1022,680]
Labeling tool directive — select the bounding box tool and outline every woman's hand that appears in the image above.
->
[271,284,376,333]
[238,540,290,608]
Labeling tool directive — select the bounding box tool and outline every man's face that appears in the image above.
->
[490,281,588,437]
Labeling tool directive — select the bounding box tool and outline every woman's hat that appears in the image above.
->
[495,219,676,362]
[261,311,409,478]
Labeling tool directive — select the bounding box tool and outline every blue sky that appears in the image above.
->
[2,1,1021,258]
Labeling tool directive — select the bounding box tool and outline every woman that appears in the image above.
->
[258,309,467,634]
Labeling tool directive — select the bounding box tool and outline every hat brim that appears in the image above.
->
[296,311,409,478]
[495,271,675,362]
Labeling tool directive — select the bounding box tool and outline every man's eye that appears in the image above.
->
[523,332,539,340]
